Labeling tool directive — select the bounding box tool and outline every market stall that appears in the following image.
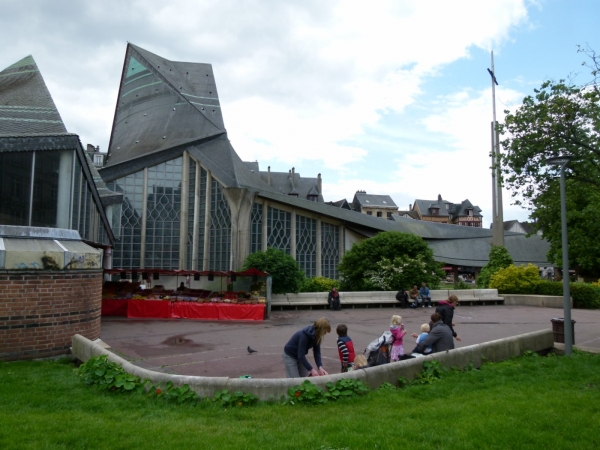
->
[101,268,271,321]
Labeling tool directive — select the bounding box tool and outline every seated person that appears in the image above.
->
[409,285,420,308]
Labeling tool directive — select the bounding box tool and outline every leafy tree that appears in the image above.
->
[477,245,513,288]
[338,231,444,291]
[498,46,600,275]
[242,248,305,294]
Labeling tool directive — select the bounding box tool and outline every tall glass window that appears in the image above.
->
[321,222,339,279]
[0,151,32,225]
[267,207,291,254]
[296,215,317,277]
[108,170,144,269]
[209,179,231,271]
[250,202,262,254]
[145,158,182,270]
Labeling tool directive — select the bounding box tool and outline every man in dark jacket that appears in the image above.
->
[435,295,462,342]
[417,313,454,353]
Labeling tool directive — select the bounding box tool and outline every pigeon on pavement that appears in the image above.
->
[247,346,257,354]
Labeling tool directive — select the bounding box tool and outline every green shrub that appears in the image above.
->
[477,246,514,288]
[489,264,541,294]
[243,248,305,294]
[568,283,600,309]
[490,273,600,309]
[300,276,340,293]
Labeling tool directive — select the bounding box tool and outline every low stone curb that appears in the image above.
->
[72,329,553,401]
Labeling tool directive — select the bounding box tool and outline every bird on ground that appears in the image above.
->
[247,346,257,354]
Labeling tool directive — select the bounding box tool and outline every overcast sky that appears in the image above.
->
[2,0,598,227]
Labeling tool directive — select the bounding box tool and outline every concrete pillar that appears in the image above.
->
[191,163,200,270]
[56,150,73,229]
[338,224,345,260]
[140,167,148,268]
[202,171,212,270]
[316,218,322,277]
[290,210,296,259]
[262,201,268,252]
[179,152,189,269]
[221,187,256,270]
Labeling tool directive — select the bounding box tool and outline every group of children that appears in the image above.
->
[336,314,432,372]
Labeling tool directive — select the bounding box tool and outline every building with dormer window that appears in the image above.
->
[411,194,483,227]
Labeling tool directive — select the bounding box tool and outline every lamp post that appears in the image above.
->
[545,154,573,356]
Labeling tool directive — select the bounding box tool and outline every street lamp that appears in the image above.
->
[545,154,573,355]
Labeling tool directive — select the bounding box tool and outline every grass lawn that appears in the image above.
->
[0,352,599,449]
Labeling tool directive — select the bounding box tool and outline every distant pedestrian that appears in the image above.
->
[336,324,356,372]
[395,288,409,308]
[328,287,341,311]
[410,323,432,355]
[390,315,407,361]
[419,282,432,308]
[417,313,454,353]
[435,295,462,342]
[409,285,420,308]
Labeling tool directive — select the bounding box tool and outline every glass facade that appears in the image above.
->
[267,207,291,254]
[321,222,339,279]
[250,202,262,254]
[0,151,32,225]
[0,149,107,244]
[145,158,182,270]
[108,171,144,269]
[209,178,231,271]
[296,215,317,277]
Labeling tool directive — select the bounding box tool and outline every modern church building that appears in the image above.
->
[1,45,553,278]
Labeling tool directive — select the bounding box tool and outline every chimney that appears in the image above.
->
[291,167,295,188]
[409,203,412,210]
[317,173,322,194]
[267,166,271,185]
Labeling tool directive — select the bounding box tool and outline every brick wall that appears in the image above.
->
[0,270,103,361]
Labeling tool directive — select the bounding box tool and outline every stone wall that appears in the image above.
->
[0,270,103,361]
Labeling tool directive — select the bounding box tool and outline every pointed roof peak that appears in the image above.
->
[0,55,67,136]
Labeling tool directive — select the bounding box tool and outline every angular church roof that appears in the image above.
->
[105,44,226,170]
[0,55,67,136]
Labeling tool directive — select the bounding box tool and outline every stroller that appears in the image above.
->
[364,331,394,367]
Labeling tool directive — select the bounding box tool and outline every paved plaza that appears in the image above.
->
[99,305,600,379]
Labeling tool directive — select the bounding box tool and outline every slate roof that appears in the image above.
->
[105,44,226,170]
[413,195,482,218]
[353,192,398,210]
[325,199,352,210]
[0,55,67,136]
[257,170,323,201]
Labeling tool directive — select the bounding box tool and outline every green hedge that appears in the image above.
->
[490,265,600,309]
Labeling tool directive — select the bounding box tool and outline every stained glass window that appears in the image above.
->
[321,222,339,279]
[250,203,262,254]
[267,207,291,254]
[209,179,231,271]
[296,215,317,277]
[145,158,182,270]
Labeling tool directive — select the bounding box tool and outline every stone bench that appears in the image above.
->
[271,289,504,310]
